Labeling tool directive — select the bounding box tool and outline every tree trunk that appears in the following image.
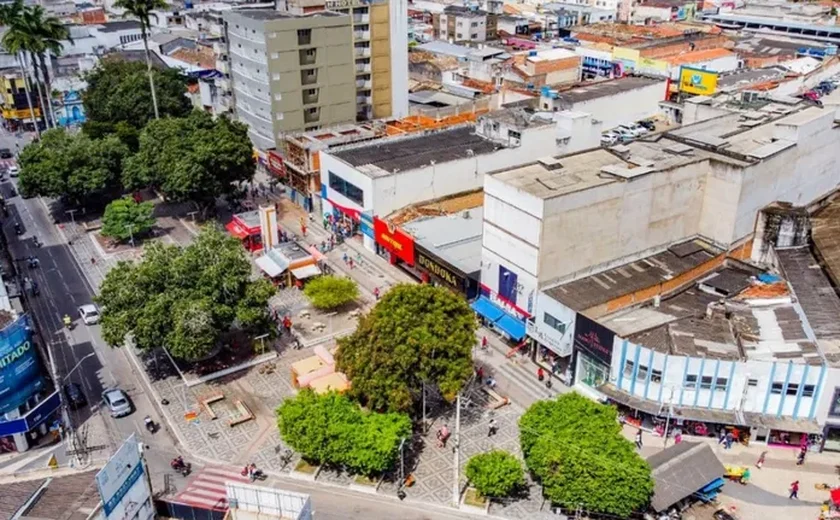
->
[17,51,39,138]
[28,51,49,129]
[141,23,160,120]
[38,53,58,128]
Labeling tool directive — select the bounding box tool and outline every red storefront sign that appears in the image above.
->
[373,217,414,265]
[267,150,286,177]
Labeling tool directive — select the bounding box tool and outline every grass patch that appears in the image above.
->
[294,459,318,474]
[353,474,378,486]
[464,487,487,508]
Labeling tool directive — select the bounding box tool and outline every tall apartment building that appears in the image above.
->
[280,0,408,121]
[223,10,356,151]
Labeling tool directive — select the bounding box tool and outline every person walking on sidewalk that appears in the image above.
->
[797,446,807,466]
[756,451,766,469]
[789,480,800,500]
[481,336,488,350]
[373,287,380,300]
[488,418,497,437]
[537,367,545,382]
[635,429,643,450]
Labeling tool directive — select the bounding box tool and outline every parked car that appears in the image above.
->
[0,149,12,159]
[601,132,619,145]
[63,382,87,410]
[78,304,100,325]
[637,120,656,131]
[8,165,19,177]
[612,127,635,141]
[102,388,132,417]
[619,123,648,137]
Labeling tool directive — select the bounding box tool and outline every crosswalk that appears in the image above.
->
[172,465,251,511]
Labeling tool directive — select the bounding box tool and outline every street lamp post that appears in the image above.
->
[63,352,97,382]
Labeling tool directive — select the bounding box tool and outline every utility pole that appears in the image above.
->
[421,381,426,435]
[452,392,461,506]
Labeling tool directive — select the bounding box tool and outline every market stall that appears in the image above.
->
[226,211,262,252]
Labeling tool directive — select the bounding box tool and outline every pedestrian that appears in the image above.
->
[343,252,349,264]
[488,418,497,437]
[486,376,497,389]
[283,315,292,334]
[475,365,484,380]
[675,432,683,444]
[348,258,354,269]
[725,431,734,450]
[635,429,643,450]
[437,424,450,448]
[301,224,307,237]
[756,451,766,469]
[718,429,726,445]
[797,446,806,466]
[90,257,96,265]
[373,287,380,300]
[789,480,800,500]
[537,367,545,381]
[551,360,561,374]
[323,218,328,231]
[481,336,488,350]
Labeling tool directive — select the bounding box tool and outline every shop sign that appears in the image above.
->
[526,321,570,356]
[572,313,615,367]
[267,150,286,177]
[325,0,366,7]
[679,66,718,96]
[415,246,464,290]
[373,217,414,265]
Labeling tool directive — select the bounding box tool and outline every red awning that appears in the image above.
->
[328,198,361,221]
[831,488,840,505]
[226,220,250,239]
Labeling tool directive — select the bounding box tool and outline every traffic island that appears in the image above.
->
[289,459,320,482]
[460,487,490,516]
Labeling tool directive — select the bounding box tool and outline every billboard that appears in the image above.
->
[373,217,415,265]
[96,434,153,520]
[573,313,615,367]
[679,67,719,96]
[0,314,45,416]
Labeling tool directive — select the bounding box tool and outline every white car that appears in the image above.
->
[618,124,647,137]
[612,127,635,141]
[78,304,100,325]
[102,388,132,417]
[8,165,19,177]
[601,132,619,146]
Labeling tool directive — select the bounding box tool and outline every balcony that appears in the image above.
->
[297,29,312,46]
[304,110,320,124]
[355,63,371,74]
[356,95,372,105]
[301,70,318,85]
[353,13,369,23]
[354,47,370,58]
[355,79,371,89]
[302,90,319,105]
[229,46,267,65]
[353,30,370,40]
[299,49,317,66]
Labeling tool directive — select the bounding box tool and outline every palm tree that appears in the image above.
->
[27,5,71,128]
[0,0,41,136]
[113,0,167,120]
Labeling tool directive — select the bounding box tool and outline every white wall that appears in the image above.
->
[548,79,667,131]
[528,292,576,356]
[668,54,740,80]
[319,152,374,216]
[632,4,672,22]
[389,0,409,118]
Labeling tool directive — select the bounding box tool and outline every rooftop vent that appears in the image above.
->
[537,156,563,170]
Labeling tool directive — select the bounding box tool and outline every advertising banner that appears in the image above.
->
[0,314,44,416]
[414,243,466,292]
[97,434,153,520]
[679,66,719,95]
[267,150,286,177]
[373,217,414,265]
[573,313,615,367]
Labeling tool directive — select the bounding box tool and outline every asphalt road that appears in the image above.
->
[0,130,486,520]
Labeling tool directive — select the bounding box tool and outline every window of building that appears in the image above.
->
[306,49,316,56]
[684,374,697,389]
[543,313,565,334]
[306,70,315,77]
[748,378,758,387]
[651,369,662,383]
[456,33,463,39]
[328,171,364,206]
[307,107,317,114]
[306,88,317,96]
[471,21,478,27]
[771,382,783,395]
[274,93,282,101]
[471,33,478,39]
[623,360,634,378]
[803,385,816,397]
[271,52,279,59]
[268,32,277,38]
[714,378,728,391]
[276,113,284,121]
[272,73,280,80]
[700,376,713,390]
[636,365,648,381]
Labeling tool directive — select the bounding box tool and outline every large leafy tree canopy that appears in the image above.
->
[18,128,128,208]
[335,284,476,413]
[101,196,155,242]
[276,390,411,476]
[303,275,358,310]
[123,110,255,214]
[465,450,525,498]
[96,226,275,360]
[82,59,191,130]
[519,394,654,517]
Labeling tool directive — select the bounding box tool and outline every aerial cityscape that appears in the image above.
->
[0,0,839,519]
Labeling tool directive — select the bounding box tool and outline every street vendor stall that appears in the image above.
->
[255,242,318,288]
[226,211,262,252]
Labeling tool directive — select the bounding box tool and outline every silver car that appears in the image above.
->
[102,388,132,417]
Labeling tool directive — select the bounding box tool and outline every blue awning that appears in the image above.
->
[471,296,504,322]
[495,313,526,341]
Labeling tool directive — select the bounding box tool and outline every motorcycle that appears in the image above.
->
[144,415,157,434]
[170,457,191,477]
[27,256,39,269]
[14,223,21,235]
[241,464,266,481]
[33,236,40,248]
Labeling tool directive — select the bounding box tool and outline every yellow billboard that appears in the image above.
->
[679,67,719,96]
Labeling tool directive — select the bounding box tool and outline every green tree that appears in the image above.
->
[101,196,155,243]
[304,275,358,310]
[18,128,129,208]
[112,0,169,120]
[276,390,411,476]
[123,110,255,216]
[335,284,476,413]
[0,0,44,133]
[465,451,525,498]
[519,394,653,517]
[82,59,190,131]
[96,226,274,359]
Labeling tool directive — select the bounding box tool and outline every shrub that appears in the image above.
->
[465,450,525,498]
[303,275,359,310]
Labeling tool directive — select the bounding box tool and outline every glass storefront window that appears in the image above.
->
[579,354,608,388]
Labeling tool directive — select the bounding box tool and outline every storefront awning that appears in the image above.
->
[496,313,526,342]
[742,412,823,434]
[291,264,322,279]
[255,254,287,278]
[471,296,504,322]
[226,220,250,240]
